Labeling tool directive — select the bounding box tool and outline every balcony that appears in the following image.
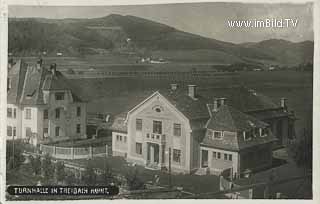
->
[146,133,166,144]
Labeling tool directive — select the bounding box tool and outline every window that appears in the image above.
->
[76,124,81,134]
[116,135,120,141]
[213,151,217,159]
[55,126,60,136]
[254,128,260,137]
[119,136,122,141]
[43,109,48,119]
[153,120,162,134]
[136,119,142,131]
[261,128,268,137]
[7,126,12,136]
[217,152,221,159]
[224,153,228,160]
[25,108,31,119]
[213,131,223,139]
[136,143,142,155]
[243,131,253,141]
[77,106,81,117]
[13,108,16,118]
[124,136,127,143]
[43,128,48,137]
[55,108,60,119]
[229,154,232,161]
[7,108,12,118]
[13,127,16,137]
[173,149,181,163]
[55,92,64,100]
[173,123,181,136]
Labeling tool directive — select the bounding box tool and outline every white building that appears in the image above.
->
[7,60,87,145]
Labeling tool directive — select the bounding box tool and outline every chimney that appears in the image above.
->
[36,58,43,70]
[213,99,218,112]
[188,85,197,99]
[219,98,227,106]
[170,83,178,91]
[280,98,287,109]
[50,63,57,75]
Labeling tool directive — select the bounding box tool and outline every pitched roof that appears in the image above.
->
[8,59,84,105]
[206,104,269,132]
[7,60,28,104]
[110,112,128,133]
[199,86,278,112]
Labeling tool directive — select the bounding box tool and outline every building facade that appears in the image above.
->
[7,59,87,145]
[111,84,296,176]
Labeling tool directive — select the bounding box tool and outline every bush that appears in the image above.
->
[55,161,66,184]
[125,166,145,190]
[41,154,54,184]
[6,140,25,170]
[82,160,97,185]
[30,155,41,175]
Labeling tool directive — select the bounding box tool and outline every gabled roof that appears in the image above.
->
[7,60,28,104]
[8,59,84,105]
[206,104,268,132]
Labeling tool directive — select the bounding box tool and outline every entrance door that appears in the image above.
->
[147,143,160,164]
[201,150,208,168]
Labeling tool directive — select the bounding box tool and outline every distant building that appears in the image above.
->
[7,60,87,145]
[111,84,296,176]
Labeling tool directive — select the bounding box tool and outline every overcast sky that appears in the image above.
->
[9,2,313,44]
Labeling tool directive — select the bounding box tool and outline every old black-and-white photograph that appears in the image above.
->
[3,0,314,201]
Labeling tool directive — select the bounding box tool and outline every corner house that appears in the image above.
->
[111,84,296,177]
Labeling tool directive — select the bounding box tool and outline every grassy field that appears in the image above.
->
[68,70,312,136]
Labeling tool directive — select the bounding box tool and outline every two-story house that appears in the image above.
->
[111,84,296,176]
[7,59,87,145]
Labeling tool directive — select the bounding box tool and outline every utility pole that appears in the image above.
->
[169,147,172,189]
[12,132,15,169]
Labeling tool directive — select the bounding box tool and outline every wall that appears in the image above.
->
[200,145,239,176]
[6,104,22,140]
[112,131,128,156]
[126,93,192,172]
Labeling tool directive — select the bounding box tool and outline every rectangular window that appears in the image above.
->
[13,108,16,118]
[213,131,223,139]
[213,151,217,159]
[55,108,60,119]
[55,126,60,137]
[119,135,122,141]
[43,109,48,119]
[13,127,16,137]
[173,149,181,163]
[261,128,268,137]
[124,136,127,143]
[7,126,12,136]
[153,120,162,134]
[224,153,228,160]
[25,108,31,119]
[77,106,81,117]
[136,119,142,131]
[76,124,81,134]
[55,92,64,100]
[7,108,12,118]
[243,131,253,141]
[254,128,260,137]
[136,143,142,155]
[229,154,232,161]
[116,135,120,141]
[173,123,181,136]
[217,152,221,159]
[43,128,48,137]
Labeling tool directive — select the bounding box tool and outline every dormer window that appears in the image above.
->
[55,92,64,100]
[260,128,268,137]
[243,131,253,141]
[213,131,223,140]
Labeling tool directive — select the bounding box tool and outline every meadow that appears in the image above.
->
[68,70,312,137]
